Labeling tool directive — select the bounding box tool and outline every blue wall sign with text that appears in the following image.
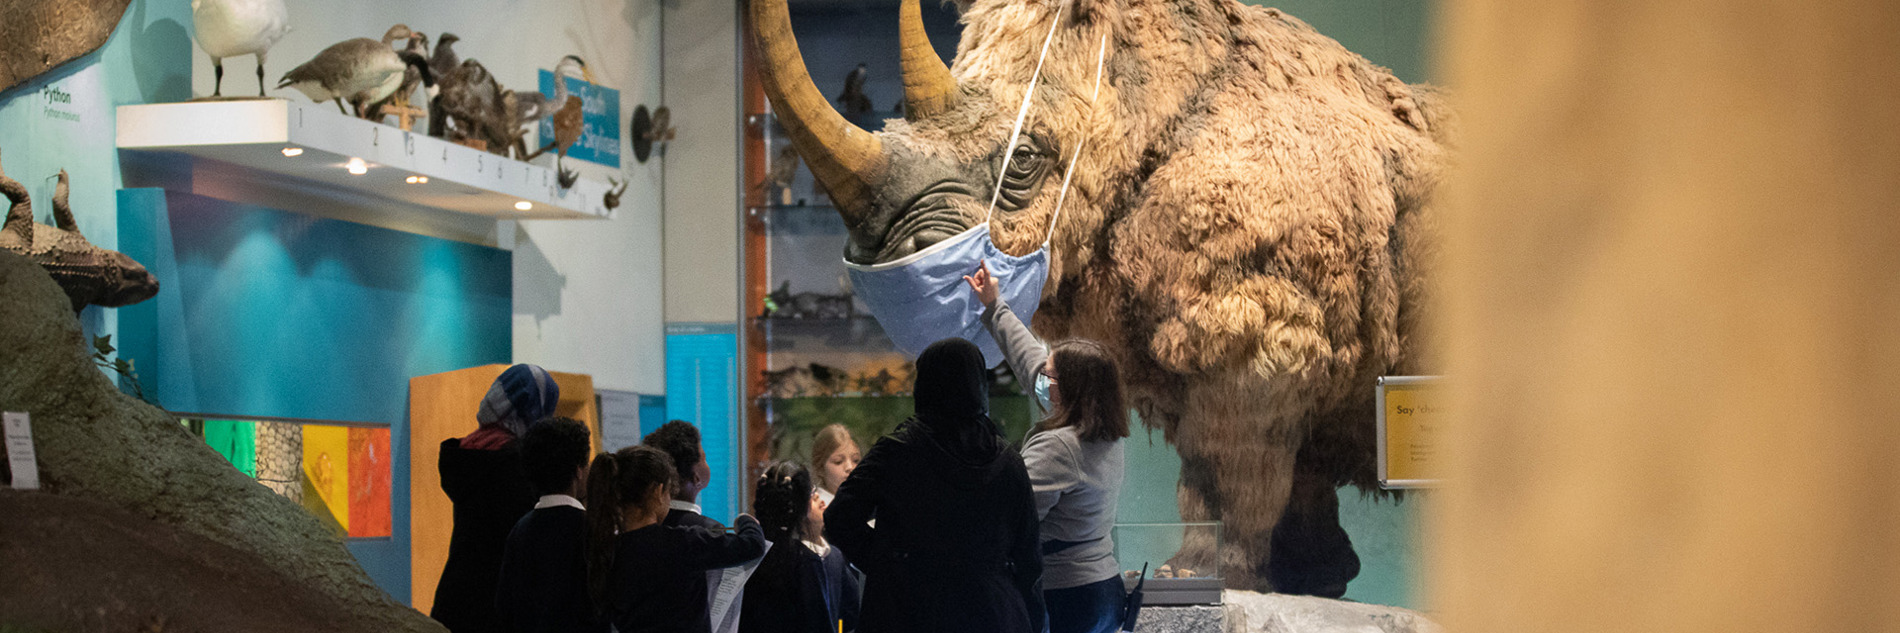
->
[537,70,622,168]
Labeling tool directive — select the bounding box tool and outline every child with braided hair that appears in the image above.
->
[740,461,861,633]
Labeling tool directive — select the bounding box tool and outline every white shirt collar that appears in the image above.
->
[668,499,702,515]
[535,494,585,511]
[802,538,830,558]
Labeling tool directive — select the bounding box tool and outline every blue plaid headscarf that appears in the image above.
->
[476,364,561,439]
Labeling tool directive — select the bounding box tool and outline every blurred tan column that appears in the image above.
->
[1430,1,1900,632]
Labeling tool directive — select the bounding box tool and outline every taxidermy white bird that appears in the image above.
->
[278,38,429,116]
[191,0,291,98]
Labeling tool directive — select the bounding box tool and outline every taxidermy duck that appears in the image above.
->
[278,37,430,116]
[192,0,290,98]
[0,155,160,313]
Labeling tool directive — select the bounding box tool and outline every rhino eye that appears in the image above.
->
[996,138,1052,211]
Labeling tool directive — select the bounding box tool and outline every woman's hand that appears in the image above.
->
[963,261,1001,308]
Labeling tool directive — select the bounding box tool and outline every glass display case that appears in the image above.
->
[1115,522,1224,605]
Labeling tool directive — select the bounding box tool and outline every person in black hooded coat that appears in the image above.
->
[824,337,1047,633]
[434,364,562,633]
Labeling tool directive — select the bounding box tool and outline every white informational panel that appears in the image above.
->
[1376,376,1444,489]
[598,389,645,451]
[4,412,40,490]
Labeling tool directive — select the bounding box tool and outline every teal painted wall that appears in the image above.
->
[118,189,514,600]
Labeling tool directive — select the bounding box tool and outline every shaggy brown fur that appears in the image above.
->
[766,0,1451,591]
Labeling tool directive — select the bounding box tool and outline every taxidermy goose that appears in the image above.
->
[363,25,435,121]
[278,37,430,116]
[192,0,291,97]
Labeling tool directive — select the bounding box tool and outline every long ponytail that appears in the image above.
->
[582,446,679,618]
[584,451,623,613]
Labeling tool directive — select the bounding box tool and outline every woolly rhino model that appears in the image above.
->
[751,0,1451,593]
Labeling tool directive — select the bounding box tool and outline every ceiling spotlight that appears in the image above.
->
[514,201,534,212]
[345,158,368,175]
[281,147,304,157]
[406,175,429,184]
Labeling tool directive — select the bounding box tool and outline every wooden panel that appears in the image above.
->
[1431,1,1900,632]
[408,365,600,611]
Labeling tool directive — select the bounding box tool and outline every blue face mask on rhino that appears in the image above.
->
[845,15,1106,369]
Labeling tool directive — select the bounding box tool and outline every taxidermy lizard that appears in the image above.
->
[0,151,160,313]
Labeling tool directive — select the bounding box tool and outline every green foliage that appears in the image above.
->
[91,334,156,407]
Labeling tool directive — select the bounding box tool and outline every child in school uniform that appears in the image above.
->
[740,461,861,633]
[585,445,766,633]
[495,417,605,633]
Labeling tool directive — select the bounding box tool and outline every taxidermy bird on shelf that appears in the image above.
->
[433,59,527,157]
[191,0,290,98]
[515,55,592,130]
[363,25,434,128]
[837,63,872,117]
[0,154,160,313]
[603,177,628,211]
[279,37,431,116]
[428,33,461,98]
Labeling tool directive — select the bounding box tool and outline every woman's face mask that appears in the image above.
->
[1034,372,1056,410]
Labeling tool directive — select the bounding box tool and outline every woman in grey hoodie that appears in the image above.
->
[967,262,1130,633]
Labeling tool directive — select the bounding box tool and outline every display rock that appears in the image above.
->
[0,250,443,632]
[1223,591,1441,633]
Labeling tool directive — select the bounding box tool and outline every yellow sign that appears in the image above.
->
[1378,376,1442,488]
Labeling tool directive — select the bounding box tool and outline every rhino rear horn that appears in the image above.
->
[899,0,956,120]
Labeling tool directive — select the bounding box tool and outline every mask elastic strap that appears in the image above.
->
[984,1,1065,226]
[1041,31,1109,249]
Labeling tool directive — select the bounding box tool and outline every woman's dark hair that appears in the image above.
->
[752,460,813,545]
[1042,339,1130,442]
[583,445,677,615]
[521,417,592,496]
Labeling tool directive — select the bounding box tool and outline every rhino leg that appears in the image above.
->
[1264,451,1361,598]
[1169,390,1299,592]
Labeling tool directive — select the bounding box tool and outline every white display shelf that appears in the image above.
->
[116,99,611,221]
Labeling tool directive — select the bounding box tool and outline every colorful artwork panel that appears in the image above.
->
[348,427,392,538]
[302,425,350,533]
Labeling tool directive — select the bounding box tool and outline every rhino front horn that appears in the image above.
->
[899,0,956,120]
[749,0,883,220]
